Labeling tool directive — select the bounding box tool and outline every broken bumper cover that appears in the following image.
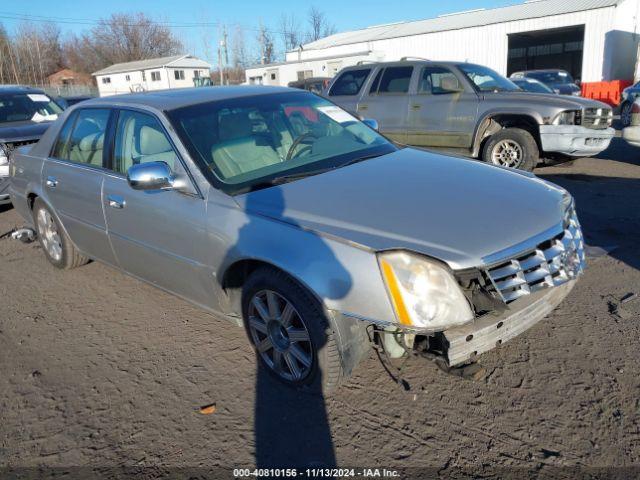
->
[539,125,614,157]
[443,280,576,367]
[622,125,640,148]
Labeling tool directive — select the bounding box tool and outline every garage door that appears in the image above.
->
[507,25,585,81]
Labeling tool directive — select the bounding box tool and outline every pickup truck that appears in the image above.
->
[0,86,62,205]
[325,60,614,171]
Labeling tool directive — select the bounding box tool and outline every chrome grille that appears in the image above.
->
[485,209,585,303]
[581,107,612,130]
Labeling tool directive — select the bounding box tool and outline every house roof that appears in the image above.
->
[92,55,209,76]
[299,0,620,51]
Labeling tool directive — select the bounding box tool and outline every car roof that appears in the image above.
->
[0,85,46,95]
[341,59,469,69]
[520,69,569,74]
[80,85,293,111]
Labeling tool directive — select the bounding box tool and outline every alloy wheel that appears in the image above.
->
[491,139,524,168]
[36,208,62,262]
[248,289,313,382]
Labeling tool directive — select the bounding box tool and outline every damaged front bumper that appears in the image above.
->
[539,125,614,157]
[442,280,575,366]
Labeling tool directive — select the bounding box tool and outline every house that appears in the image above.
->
[246,0,640,86]
[92,55,212,97]
[47,68,93,87]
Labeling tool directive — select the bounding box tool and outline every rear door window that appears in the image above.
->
[329,69,371,96]
[378,67,413,94]
[54,109,110,167]
[51,111,78,160]
[419,67,463,94]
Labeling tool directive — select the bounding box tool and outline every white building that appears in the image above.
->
[246,0,640,86]
[93,55,211,97]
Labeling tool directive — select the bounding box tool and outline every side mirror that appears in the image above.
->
[362,118,379,131]
[127,161,175,191]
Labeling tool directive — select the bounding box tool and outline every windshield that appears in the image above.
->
[168,91,396,193]
[0,93,62,124]
[527,71,574,85]
[458,64,521,92]
[512,78,554,94]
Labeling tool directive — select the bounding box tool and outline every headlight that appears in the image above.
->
[378,251,473,331]
[552,111,578,125]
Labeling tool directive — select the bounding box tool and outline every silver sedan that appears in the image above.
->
[10,87,585,394]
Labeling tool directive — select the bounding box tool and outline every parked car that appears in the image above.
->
[620,81,640,127]
[511,77,556,95]
[55,95,94,109]
[288,77,331,95]
[11,87,585,394]
[0,86,62,206]
[622,98,640,147]
[510,69,582,96]
[326,60,614,171]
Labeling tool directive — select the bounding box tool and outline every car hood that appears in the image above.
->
[236,148,567,270]
[0,120,52,143]
[483,91,607,109]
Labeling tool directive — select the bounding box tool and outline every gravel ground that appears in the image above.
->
[1,138,639,479]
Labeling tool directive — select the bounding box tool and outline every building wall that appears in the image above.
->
[96,67,210,96]
[267,1,640,85]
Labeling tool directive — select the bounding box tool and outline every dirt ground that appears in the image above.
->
[1,137,640,479]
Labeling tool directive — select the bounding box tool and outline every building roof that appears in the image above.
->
[92,55,208,76]
[77,85,293,111]
[300,0,620,51]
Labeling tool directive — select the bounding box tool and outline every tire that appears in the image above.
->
[242,266,344,395]
[482,128,539,172]
[621,102,633,128]
[33,198,89,269]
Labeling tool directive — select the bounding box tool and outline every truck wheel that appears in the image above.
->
[482,128,539,171]
[33,198,89,269]
[621,102,633,128]
[242,266,344,395]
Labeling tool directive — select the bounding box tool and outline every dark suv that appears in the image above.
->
[510,69,582,96]
[0,86,62,206]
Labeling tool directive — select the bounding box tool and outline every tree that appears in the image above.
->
[231,25,249,69]
[279,13,301,52]
[306,6,336,43]
[64,13,182,75]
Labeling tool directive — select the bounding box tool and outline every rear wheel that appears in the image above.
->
[33,199,89,269]
[621,102,633,128]
[482,128,539,172]
[242,267,344,395]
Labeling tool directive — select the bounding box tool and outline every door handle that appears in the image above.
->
[45,176,58,188]
[411,104,421,110]
[106,194,126,209]
[358,104,368,111]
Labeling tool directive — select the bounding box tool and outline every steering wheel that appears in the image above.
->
[286,132,316,161]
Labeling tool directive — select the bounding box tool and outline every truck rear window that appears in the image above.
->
[329,69,371,96]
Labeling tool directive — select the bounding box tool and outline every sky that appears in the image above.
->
[1,0,519,66]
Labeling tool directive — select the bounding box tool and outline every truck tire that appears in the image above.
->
[482,128,539,172]
[33,198,89,269]
[242,266,345,395]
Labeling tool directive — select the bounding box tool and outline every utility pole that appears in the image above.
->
[259,20,266,65]
[222,25,229,85]
[218,25,226,86]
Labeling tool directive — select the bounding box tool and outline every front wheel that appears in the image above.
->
[242,267,344,395]
[482,128,539,172]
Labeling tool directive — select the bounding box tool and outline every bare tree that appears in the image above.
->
[64,13,182,75]
[279,13,301,52]
[306,6,336,43]
[231,25,249,68]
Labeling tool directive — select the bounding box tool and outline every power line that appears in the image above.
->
[0,10,298,36]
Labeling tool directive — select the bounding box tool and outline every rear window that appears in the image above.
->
[329,69,371,96]
[378,67,413,94]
